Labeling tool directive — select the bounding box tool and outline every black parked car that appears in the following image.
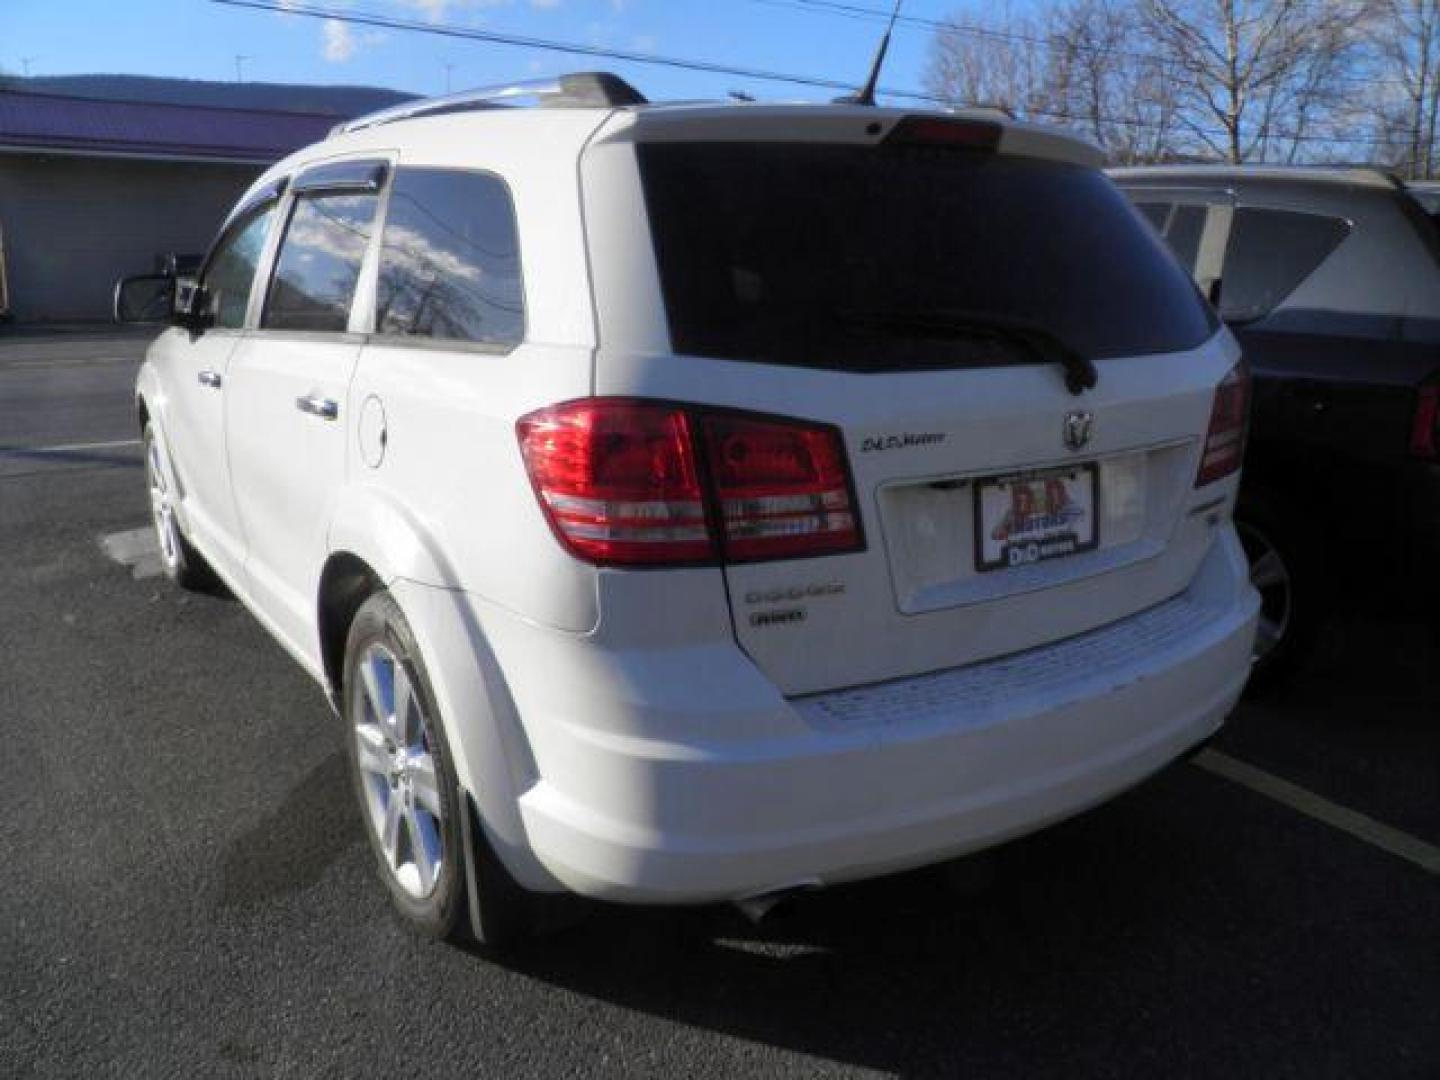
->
[1112,166,1440,685]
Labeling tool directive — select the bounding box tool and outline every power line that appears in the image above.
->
[752,0,1414,92]
[212,0,876,97]
[212,0,1403,147]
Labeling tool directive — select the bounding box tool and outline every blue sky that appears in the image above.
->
[2,0,944,105]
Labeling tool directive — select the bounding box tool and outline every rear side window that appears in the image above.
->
[374,168,524,346]
[203,203,275,329]
[1165,205,1207,274]
[262,191,380,332]
[1135,201,1170,231]
[1128,200,1203,270]
[1221,207,1350,323]
[638,143,1216,371]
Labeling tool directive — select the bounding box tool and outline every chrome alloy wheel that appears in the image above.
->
[1236,520,1292,664]
[146,434,182,573]
[351,643,446,899]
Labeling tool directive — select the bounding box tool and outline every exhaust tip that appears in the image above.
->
[733,879,822,923]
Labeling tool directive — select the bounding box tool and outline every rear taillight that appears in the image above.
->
[517,400,863,567]
[516,400,712,565]
[1412,383,1439,459]
[1195,363,1251,487]
[700,413,859,562]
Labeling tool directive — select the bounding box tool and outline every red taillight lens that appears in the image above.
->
[1195,363,1251,487]
[517,400,714,565]
[1411,383,1439,459]
[700,414,860,562]
[517,400,863,567]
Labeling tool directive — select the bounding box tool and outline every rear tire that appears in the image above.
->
[143,422,217,591]
[1235,495,1324,694]
[342,591,547,947]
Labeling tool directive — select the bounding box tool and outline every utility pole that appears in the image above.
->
[21,57,37,77]
[234,54,251,83]
[443,62,454,93]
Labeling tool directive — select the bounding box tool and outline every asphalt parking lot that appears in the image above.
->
[2,329,1436,1078]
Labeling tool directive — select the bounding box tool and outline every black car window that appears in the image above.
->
[638,143,1216,371]
[262,191,381,332]
[1135,201,1171,231]
[374,168,524,346]
[1165,205,1207,274]
[204,204,276,330]
[1221,207,1350,323]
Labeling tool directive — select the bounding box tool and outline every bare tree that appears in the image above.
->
[1140,0,1369,163]
[925,0,1183,162]
[1368,1,1440,177]
[1048,0,1182,162]
[925,0,1378,164]
[924,3,1064,120]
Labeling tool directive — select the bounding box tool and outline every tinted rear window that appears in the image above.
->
[1220,207,1350,323]
[638,143,1216,371]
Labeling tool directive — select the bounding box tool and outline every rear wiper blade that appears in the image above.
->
[835,307,1099,395]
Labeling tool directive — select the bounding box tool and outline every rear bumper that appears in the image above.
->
[511,529,1259,903]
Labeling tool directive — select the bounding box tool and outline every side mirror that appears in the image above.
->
[173,276,211,331]
[113,274,175,324]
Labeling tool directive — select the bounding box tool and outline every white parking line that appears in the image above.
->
[98,526,165,581]
[4,438,142,454]
[1193,749,1440,875]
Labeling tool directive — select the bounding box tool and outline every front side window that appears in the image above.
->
[374,168,525,347]
[262,191,380,332]
[1221,206,1350,323]
[204,204,276,329]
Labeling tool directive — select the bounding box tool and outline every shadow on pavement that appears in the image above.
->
[1225,613,1440,839]
[484,772,1436,1075]
[219,750,360,907]
[478,618,1440,1075]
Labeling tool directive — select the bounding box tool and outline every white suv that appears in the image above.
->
[120,74,1259,945]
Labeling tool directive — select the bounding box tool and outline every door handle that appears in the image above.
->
[197,370,222,389]
[295,393,339,421]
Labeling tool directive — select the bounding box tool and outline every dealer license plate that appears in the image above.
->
[975,464,1099,572]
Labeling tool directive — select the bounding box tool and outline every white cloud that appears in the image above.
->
[321,19,384,62]
[395,0,514,21]
[322,20,357,61]
[529,0,563,8]
[404,0,453,19]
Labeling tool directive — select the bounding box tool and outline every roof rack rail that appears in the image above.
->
[331,72,647,136]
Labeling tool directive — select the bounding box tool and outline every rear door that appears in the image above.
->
[587,117,1239,696]
[225,158,386,662]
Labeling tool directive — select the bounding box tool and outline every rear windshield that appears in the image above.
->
[638,142,1217,371]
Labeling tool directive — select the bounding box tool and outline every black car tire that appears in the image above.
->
[343,591,548,947]
[1235,493,1326,694]
[143,422,218,592]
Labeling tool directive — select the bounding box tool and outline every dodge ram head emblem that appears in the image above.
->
[1063,410,1093,452]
